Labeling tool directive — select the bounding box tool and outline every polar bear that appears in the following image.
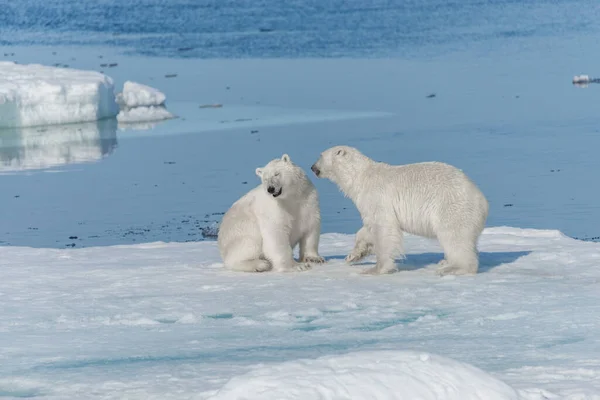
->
[311,146,489,276]
[218,154,326,273]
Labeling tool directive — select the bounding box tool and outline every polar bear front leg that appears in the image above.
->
[260,222,311,272]
[299,222,325,264]
[345,225,374,264]
[361,224,402,275]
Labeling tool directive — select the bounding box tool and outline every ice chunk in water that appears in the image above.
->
[116,81,175,123]
[0,62,119,128]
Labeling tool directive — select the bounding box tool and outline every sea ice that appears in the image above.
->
[116,81,175,123]
[0,62,119,128]
[0,64,175,128]
[116,81,167,109]
[572,74,590,84]
[1,227,599,399]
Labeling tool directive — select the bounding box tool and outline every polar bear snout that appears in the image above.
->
[267,185,283,197]
[311,164,321,177]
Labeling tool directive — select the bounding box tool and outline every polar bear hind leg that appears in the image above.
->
[436,231,479,276]
[222,234,273,273]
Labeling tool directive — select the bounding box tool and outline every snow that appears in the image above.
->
[208,351,523,400]
[0,62,119,128]
[116,81,175,123]
[1,226,600,399]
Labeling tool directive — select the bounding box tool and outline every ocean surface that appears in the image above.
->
[1,0,599,248]
[1,0,599,59]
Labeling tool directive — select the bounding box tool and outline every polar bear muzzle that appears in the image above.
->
[268,186,283,197]
[311,164,321,177]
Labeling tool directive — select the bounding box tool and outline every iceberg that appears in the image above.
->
[0,62,119,128]
[116,81,175,123]
[0,63,175,128]
[117,81,167,109]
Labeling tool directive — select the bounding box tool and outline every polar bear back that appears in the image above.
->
[218,187,264,260]
[355,161,488,239]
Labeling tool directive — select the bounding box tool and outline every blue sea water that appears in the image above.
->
[1,0,599,59]
[1,0,600,248]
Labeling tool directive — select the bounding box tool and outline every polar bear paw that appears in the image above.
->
[345,251,368,264]
[292,262,312,272]
[254,259,273,272]
[302,255,326,264]
[275,262,312,272]
[436,263,476,276]
[360,263,396,275]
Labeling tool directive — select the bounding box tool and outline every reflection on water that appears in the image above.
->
[117,120,160,131]
[0,119,118,173]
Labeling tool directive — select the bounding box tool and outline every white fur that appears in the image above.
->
[218,154,325,273]
[311,146,489,276]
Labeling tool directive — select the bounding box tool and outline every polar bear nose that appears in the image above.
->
[267,186,276,194]
[311,164,320,176]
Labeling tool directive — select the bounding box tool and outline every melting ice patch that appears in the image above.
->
[0,62,119,128]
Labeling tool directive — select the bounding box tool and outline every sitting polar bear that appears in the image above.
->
[311,146,489,276]
[218,154,326,273]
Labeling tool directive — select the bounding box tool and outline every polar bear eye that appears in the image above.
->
[274,172,280,177]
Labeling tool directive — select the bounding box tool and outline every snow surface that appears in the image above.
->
[1,226,600,399]
[209,351,523,400]
[116,81,175,123]
[0,62,119,128]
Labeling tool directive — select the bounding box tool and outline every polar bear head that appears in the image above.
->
[311,146,372,196]
[311,145,367,180]
[255,154,306,199]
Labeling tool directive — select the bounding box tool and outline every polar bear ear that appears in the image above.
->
[336,148,346,156]
[281,154,291,163]
[255,168,263,177]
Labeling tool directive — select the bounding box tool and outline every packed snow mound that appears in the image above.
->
[0,119,117,172]
[116,80,175,123]
[209,350,523,400]
[0,62,119,128]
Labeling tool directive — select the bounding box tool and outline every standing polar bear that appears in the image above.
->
[218,154,326,273]
[311,146,489,276]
